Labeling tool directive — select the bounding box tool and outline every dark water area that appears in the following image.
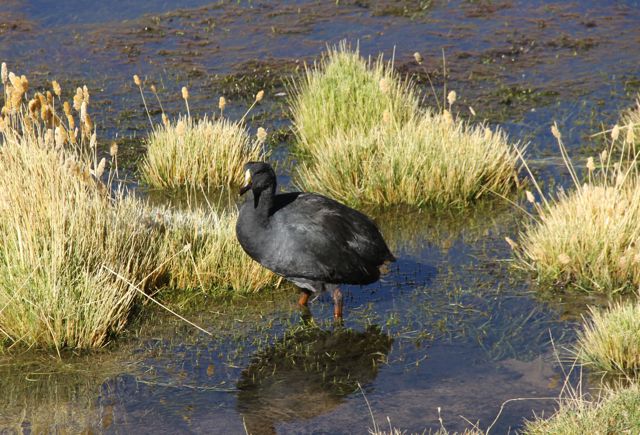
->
[1,0,640,433]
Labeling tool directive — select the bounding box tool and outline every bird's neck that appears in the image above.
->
[249,186,276,224]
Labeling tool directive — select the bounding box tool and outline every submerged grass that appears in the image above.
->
[576,299,640,377]
[290,43,520,208]
[524,382,640,434]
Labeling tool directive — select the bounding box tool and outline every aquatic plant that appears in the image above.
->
[290,42,418,151]
[576,299,640,376]
[140,115,267,189]
[0,67,280,351]
[290,43,520,208]
[0,74,166,351]
[514,122,640,293]
[523,382,640,434]
[295,111,518,208]
[138,80,267,189]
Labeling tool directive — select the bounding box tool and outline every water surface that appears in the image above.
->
[1,1,640,433]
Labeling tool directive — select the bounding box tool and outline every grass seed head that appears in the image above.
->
[150,84,157,94]
[8,72,19,89]
[20,75,28,93]
[256,127,267,143]
[41,104,53,127]
[413,52,423,64]
[587,156,595,172]
[505,236,518,250]
[162,112,169,127]
[181,86,189,100]
[551,123,561,140]
[94,157,106,179]
[611,124,620,141]
[82,85,90,104]
[84,114,93,137]
[80,101,87,123]
[218,96,226,111]
[600,149,608,164]
[627,124,635,143]
[447,90,457,106]
[28,98,40,117]
[0,62,7,85]
[525,190,535,203]
[52,80,61,97]
[10,87,23,110]
[110,141,118,157]
[66,113,75,131]
[255,90,264,102]
[133,74,141,87]
[63,101,71,115]
[73,88,83,111]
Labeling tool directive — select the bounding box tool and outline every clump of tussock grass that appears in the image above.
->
[0,66,178,352]
[141,116,267,189]
[576,299,640,376]
[524,382,640,434]
[290,44,519,208]
[137,79,268,189]
[513,122,640,293]
[152,206,280,294]
[296,112,518,207]
[0,107,165,351]
[290,42,419,150]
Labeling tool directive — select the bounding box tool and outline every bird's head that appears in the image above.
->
[240,162,277,207]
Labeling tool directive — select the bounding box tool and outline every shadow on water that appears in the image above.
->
[237,324,392,435]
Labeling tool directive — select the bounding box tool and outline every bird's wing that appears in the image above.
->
[264,193,391,284]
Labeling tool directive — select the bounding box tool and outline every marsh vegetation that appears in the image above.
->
[1,0,640,433]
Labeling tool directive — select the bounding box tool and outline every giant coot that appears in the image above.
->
[235,162,395,320]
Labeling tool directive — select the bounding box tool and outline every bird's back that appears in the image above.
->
[256,192,394,285]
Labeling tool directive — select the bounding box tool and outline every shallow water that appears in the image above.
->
[1,0,640,433]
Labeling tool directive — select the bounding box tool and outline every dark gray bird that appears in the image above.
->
[235,162,395,320]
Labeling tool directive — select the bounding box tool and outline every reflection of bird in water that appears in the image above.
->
[237,325,393,435]
[236,162,395,321]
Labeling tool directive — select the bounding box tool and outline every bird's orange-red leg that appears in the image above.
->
[298,290,310,307]
[332,287,343,321]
